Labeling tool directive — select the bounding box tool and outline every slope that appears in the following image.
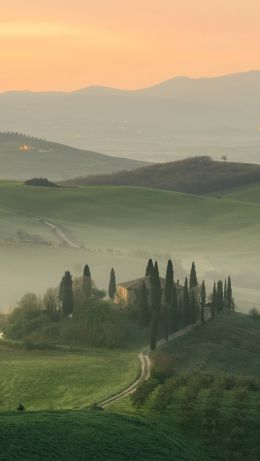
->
[0,132,147,181]
[64,156,260,194]
[0,410,207,461]
[0,181,260,312]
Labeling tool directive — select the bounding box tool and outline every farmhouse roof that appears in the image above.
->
[118,276,183,291]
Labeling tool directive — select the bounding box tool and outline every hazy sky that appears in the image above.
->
[0,0,259,91]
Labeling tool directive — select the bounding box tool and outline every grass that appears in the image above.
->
[1,181,260,311]
[164,312,260,375]
[219,181,260,203]
[0,410,207,461]
[0,346,138,411]
[110,313,260,461]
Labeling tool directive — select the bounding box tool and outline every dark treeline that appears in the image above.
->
[64,156,260,195]
[139,258,234,351]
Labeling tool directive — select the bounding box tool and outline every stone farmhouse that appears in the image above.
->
[115,276,184,307]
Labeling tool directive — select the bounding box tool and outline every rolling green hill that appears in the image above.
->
[65,156,260,194]
[0,345,138,411]
[0,132,147,181]
[165,312,260,375]
[111,313,260,461]
[0,181,260,311]
[0,410,207,461]
[218,182,260,204]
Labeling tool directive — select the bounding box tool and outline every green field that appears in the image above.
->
[219,181,260,203]
[0,345,138,411]
[0,410,207,461]
[1,181,260,311]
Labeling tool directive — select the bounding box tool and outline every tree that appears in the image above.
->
[224,279,227,310]
[137,282,150,328]
[189,262,198,292]
[165,260,174,306]
[60,271,74,317]
[226,276,233,311]
[216,280,224,313]
[211,283,217,319]
[150,261,161,350]
[145,258,154,277]
[169,284,179,333]
[82,264,92,299]
[108,268,117,300]
[183,277,190,326]
[190,290,197,324]
[200,281,206,324]
[43,288,59,317]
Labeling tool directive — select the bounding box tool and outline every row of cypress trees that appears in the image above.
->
[138,259,233,350]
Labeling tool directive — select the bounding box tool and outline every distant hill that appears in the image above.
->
[0,132,147,181]
[0,71,259,164]
[64,156,260,195]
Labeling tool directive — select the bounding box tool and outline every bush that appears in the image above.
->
[150,351,175,383]
[131,379,159,408]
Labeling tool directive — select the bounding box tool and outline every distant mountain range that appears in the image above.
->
[64,156,260,195]
[0,132,146,181]
[0,71,259,164]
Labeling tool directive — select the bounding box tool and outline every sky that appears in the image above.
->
[0,0,259,91]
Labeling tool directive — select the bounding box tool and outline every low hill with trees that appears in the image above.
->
[0,132,147,181]
[64,156,260,195]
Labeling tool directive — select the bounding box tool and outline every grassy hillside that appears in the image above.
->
[0,410,207,461]
[219,182,260,203]
[164,312,260,375]
[0,132,146,181]
[111,313,260,461]
[0,181,260,311]
[65,156,260,194]
[0,345,138,411]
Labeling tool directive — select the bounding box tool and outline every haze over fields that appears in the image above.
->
[1,71,259,164]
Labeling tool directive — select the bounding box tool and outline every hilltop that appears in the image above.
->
[0,132,147,181]
[64,156,260,195]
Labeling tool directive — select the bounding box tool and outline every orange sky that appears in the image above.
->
[0,0,259,91]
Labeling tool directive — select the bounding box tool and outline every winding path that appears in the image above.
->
[32,216,80,249]
[99,322,199,408]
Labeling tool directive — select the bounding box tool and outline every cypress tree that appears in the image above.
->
[227,276,233,311]
[216,280,224,313]
[138,282,151,328]
[150,261,161,349]
[82,264,92,299]
[60,271,74,317]
[211,282,217,319]
[108,268,117,300]
[183,277,190,326]
[200,280,206,324]
[145,259,154,277]
[165,259,174,306]
[224,279,227,310]
[150,312,157,351]
[190,290,197,324]
[189,262,198,292]
[169,283,179,333]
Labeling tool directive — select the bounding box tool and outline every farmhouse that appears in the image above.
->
[115,276,184,307]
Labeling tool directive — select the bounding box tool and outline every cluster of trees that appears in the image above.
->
[58,266,117,319]
[135,258,234,351]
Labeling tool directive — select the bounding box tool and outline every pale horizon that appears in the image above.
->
[0,69,259,94]
[0,0,259,92]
